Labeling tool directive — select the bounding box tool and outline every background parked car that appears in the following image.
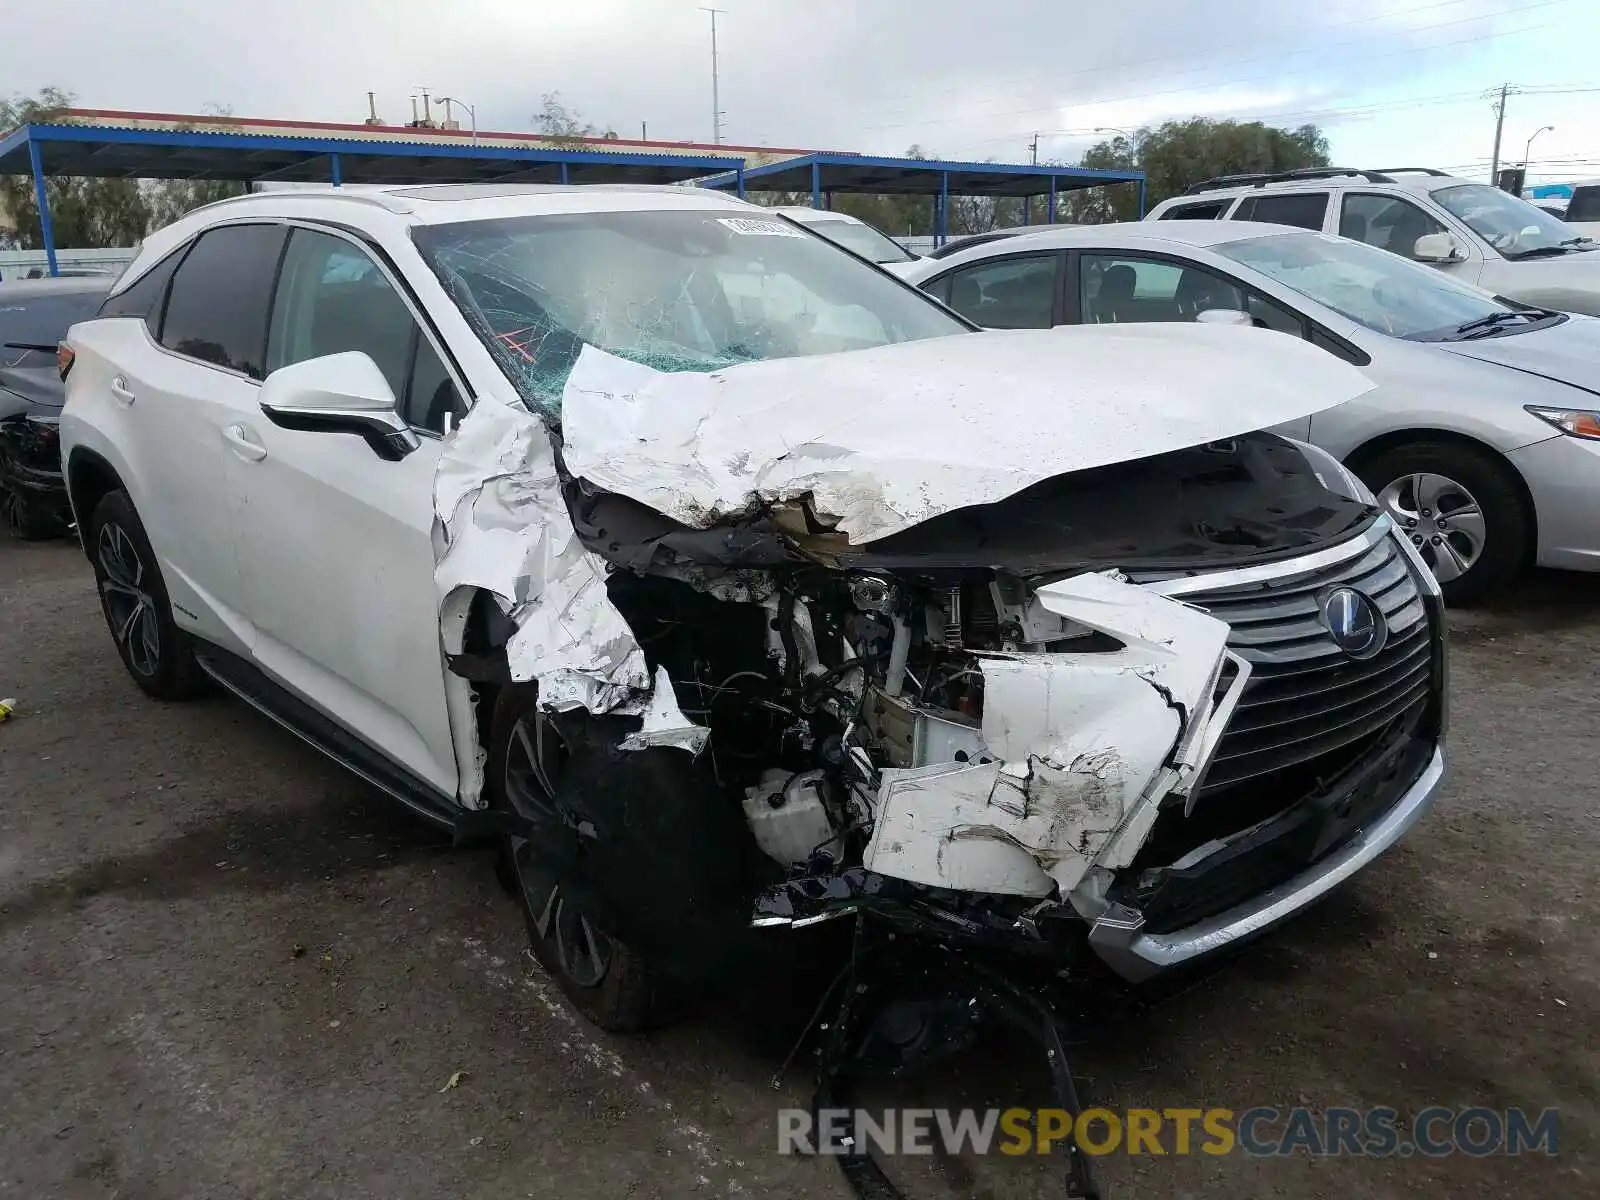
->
[1146,167,1600,315]
[767,206,927,276]
[0,276,113,538]
[904,220,1600,601]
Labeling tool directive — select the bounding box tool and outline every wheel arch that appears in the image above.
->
[1344,427,1539,567]
[65,447,127,563]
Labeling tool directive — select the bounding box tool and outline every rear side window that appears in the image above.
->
[160,224,287,378]
[1568,186,1600,223]
[98,248,186,329]
[1232,192,1329,231]
[1159,200,1230,220]
[940,254,1059,329]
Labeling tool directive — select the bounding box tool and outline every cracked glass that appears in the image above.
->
[412,207,966,416]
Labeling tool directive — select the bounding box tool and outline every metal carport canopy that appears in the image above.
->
[0,122,745,275]
[700,151,1147,243]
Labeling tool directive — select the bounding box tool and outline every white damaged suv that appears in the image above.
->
[60,184,1447,1030]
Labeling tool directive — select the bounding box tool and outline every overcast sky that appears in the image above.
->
[5,0,1597,183]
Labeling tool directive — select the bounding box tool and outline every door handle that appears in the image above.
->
[109,376,136,406]
[222,424,267,462]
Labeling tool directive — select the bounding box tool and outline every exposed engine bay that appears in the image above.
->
[429,329,1426,1200]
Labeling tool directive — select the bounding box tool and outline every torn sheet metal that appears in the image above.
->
[559,323,1376,545]
[863,573,1232,896]
[433,393,652,714]
[618,666,710,754]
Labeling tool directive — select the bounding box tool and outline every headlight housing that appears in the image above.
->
[1525,405,1600,440]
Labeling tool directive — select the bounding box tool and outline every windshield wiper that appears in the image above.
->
[1506,244,1576,260]
[1560,235,1595,247]
[1452,309,1554,338]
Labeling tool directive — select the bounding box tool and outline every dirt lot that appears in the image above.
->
[2,532,1596,1199]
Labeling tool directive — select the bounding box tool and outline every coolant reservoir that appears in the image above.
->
[742,768,835,867]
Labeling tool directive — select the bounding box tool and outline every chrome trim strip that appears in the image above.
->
[1146,517,1392,598]
[1087,744,1444,982]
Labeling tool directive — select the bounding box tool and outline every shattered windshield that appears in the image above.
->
[412,207,965,413]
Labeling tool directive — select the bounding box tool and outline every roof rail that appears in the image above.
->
[1368,167,1452,177]
[1182,167,1394,195]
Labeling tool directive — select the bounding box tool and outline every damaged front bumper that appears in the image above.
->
[1088,741,1442,980]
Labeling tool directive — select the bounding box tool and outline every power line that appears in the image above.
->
[857,0,1569,134]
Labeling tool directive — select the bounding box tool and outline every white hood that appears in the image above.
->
[559,322,1376,544]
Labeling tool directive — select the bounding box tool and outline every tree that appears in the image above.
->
[533,92,617,148]
[1060,118,1330,223]
[143,106,248,228]
[1,88,151,250]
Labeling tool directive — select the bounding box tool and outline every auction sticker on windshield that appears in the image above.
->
[717,217,807,237]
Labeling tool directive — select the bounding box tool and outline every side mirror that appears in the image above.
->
[1413,233,1463,263]
[1195,308,1253,327]
[259,351,418,461]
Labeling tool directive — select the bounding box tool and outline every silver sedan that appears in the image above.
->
[902,221,1600,601]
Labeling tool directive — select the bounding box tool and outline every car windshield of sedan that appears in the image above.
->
[412,208,962,413]
[1215,231,1527,340]
[1432,183,1593,258]
[804,218,917,264]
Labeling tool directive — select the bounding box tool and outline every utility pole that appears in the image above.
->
[641,121,648,141]
[1030,132,1039,165]
[700,7,725,144]
[1489,82,1509,184]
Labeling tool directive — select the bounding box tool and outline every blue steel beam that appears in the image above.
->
[27,137,58,277]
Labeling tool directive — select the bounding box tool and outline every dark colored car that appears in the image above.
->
[1,277,113,538]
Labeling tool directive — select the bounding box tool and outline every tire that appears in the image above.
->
[0,484,64,541]
[1354,439,1530,606]
[487,686,668,1032]
[86,489,207,700]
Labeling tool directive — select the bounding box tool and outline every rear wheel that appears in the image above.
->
[86,490,207,700]
[1355,440,1529,605]
[487,687,668,1032]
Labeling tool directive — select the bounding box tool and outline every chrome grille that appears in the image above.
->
[1151,526,1436,792]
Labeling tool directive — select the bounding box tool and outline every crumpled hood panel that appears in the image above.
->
[559,323,1376,544]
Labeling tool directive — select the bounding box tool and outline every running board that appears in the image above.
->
[192,643,465,836]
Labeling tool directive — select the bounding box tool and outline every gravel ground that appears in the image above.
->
[1,533,1595,1199]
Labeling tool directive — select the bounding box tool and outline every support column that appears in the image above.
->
[330,153,342,187]
[1048,178,1057,224]
[560,162,570,185]
[1137,177,1147,217]
[938,171,949,246]
[811,162,821,209]
[28,139,58,278]
[736,166,745,199]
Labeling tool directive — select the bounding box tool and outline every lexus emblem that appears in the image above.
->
[1321,587,1386,660]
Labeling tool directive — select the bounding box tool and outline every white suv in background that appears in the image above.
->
[1148,168,1600,314]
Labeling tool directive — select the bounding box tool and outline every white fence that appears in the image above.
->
[0,247,136,282]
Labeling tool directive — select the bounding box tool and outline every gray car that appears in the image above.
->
[903,220,1600,601]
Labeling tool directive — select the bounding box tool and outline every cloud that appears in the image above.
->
[0,0,1590,180]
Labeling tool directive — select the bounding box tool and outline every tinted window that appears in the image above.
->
[1232,192,1329,231]
[1159,200,1230,220]
[99,248,186,329]
[1080,252,1302,335]
[0,287,111,368]
[942,254,1058,329]
[160,224,286,378]
[1564,186,1600,223]
[267,228,457,432]
[1338,194,1447,260]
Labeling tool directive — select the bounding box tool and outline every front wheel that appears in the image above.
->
[487,687,668,1032]
[1356,440,1530,605]
[1,484,65,540]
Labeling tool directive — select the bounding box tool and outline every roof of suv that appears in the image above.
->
[919,219,1295,264]
[1159,168,1480,210]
